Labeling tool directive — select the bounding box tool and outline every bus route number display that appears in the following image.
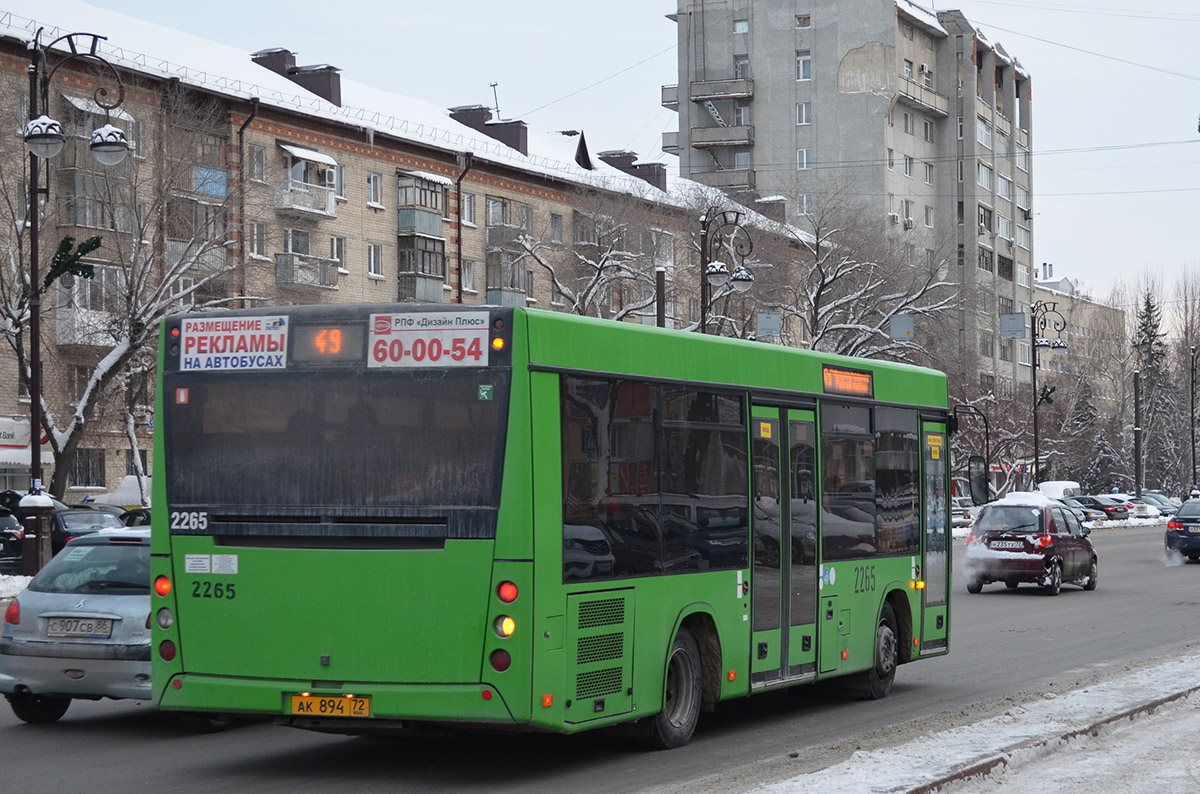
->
[368,312,490,368]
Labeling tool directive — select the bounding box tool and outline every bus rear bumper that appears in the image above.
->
[156,673,522,727]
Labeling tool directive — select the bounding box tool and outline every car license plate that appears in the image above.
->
[1189,527,1200,534]
[990,541,1024,549]
[46,617,112,638]
[289,694,370,718]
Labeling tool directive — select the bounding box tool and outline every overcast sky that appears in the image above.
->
[78,1,1200,307]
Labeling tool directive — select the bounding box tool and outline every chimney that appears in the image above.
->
[251,48,342,106]
[754,196,787,223]
[449,105,529,156]
[289,64,342,106]
[598,150,668,191]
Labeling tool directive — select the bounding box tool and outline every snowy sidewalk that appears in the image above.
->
[751,653,1200,793]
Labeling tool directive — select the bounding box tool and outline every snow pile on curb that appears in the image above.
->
[0,575,31,599]
[749,655,1200,793]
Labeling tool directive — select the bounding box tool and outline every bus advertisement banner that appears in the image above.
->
[368,311,490,368]
[179,315,289,371]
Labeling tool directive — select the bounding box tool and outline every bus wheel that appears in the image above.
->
[645,627,702,750]
[6,692,70,724]
[860,603,897,700]
[179,712,235,733]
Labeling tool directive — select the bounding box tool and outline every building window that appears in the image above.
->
[367,243,383,277]
[796,14,811,28]
[978,205,993,231]
[796,102,811,125]
[999,339,1013,362]
[997,215,1014,240]
[903,23,914,40]
[462,259,476,292]
[924,162,934,185]
[923,119,934,142]
[1018,342,1031,366]
[796,50,812,81]
[997,174,1013,200]
[285,228,310,256]
[978,248,994,272]
[67,364,89,405]
[248,221,268,258]
[125,449,147,477]
[397,175,444,212]
[979,332,993,358]
[904,59,914,80]
[398,236,445,277]
[924,205,934,227]
[71,448,106,488]
[904,156,914,177]
[1017,145,1030,172]
[957,116,964,140]
[1018,263,1030,286]
[733,18,748,34]
[887,148,895,169]
[367,172,384,206]
[901,198,914,221]
[1017,225,1031,250]
[797,148,812,170]
[487,196,530,228]
[550,213,563,243]
[1016,186,1031,210]
[247,144,267,183]
[64,265,125,314]
[648,229,675,272]
[977,118,993,148]
[734,55,750,80]
[797,193,813,215]
[996,133,1010,158]
[734,148,752,170]
[461,192,475,225]
[978,163,993,190]
[330,235,346,271]
[333,164,346,199]
[998,255,1014,281]
[733,102,751,126]
[999,296,1014,315]
[903,112,913,134]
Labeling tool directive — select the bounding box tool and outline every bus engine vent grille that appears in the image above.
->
[577,598,625,629]
[577,632,623,665]
[576,666,623,699]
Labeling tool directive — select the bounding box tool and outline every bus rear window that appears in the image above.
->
[165,369,509,510]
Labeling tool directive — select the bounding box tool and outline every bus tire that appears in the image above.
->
[860,603,898,700]
[6,692,70,724]
[645,627,702,750]
[179,712,235,733]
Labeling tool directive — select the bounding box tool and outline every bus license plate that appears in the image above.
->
[46,617,112,638]
[289,694,371,718]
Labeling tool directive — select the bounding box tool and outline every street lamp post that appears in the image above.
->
[1030,300,1067,486]
[697,207,754,334]
[1191,346,1197,492]
[22,28,129,569]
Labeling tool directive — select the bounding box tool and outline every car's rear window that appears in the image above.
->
[29,543,150,594]
[974,505,1042,533]
[1176,501,1200,518]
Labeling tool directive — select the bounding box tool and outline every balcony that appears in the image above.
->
[662,131,680,155]
[275,252,339,289]
[397,207,444,237]
[167,240,228,273]
[486,224,529,252]
[897,77,949,117]
[689,78,753,101]
[55,304,112,347]
[690,169,755,191]
[275,179,336,218]
[661,84,679,110]
[397,271,445,303]
[689,125,754,148]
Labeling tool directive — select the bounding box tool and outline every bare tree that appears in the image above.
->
[1,79,254,497]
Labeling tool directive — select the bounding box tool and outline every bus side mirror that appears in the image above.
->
[968,455,988,506]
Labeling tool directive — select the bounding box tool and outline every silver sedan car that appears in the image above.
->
[0,529,151,723]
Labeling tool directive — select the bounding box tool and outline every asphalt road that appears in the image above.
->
[0,523,1189,793]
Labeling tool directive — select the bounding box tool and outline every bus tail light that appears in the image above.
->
[495,616,515,637]
[490,649,512,672]
[158,639,177,662]
[154,576,172,597]
[497,581,518,603]
[4,599,18,625]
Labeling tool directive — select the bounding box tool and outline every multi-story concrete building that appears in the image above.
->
[663,0,1038,395]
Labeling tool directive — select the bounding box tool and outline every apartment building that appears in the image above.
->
[0,4,710,496]
[663,0,1037,394]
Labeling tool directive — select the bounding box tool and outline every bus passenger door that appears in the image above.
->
[920,423,949,652]
[750,406,818,687]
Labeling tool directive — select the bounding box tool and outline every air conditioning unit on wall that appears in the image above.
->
[903,218,915,230]
[888,212,900,224]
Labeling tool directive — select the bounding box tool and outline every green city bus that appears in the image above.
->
[151,303,954,748]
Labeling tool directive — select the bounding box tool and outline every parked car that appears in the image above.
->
[0,490,68,520]
[0,508,23,564]
[1073,495,1129,521]
[1110,494,1161,519]
[50,509,127,555]
[0,530,152,722]
[1139,492,1178,517]
[1055,497,1105,523]
[1165,500,1200,560]
[119,507,151,527]
[963,492,1098,595]
[69,503,127,519]
[951,497,976,528]
[1145,489,1183,507]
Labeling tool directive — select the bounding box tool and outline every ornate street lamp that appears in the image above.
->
[1030,300,1067,486]
[697,207,754,334]
[21,28,128,569]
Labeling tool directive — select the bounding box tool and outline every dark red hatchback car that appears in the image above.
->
[963,494,1098,595]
